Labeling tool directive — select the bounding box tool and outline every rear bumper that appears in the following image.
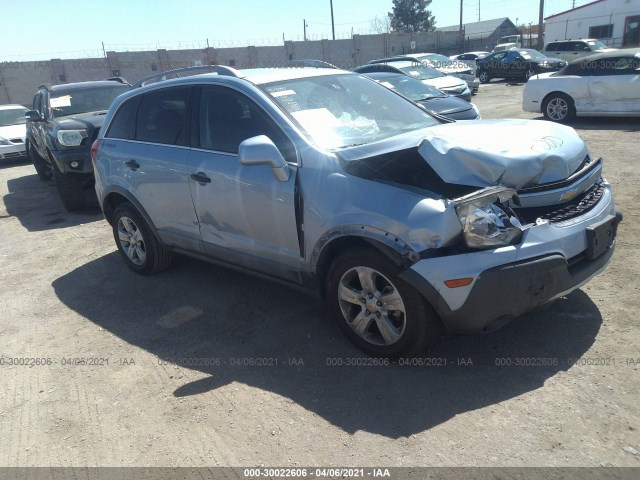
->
[401,187,620,334]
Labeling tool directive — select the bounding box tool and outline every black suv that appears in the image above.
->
[476,49,567,83]
[26,78,131,210]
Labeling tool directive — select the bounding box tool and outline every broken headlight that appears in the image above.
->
[455,187,524,250]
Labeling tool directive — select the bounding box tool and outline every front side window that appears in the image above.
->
[198,86,296,161]
[262,73,439,150]
[49,85,130,118]
[135,87,189,145]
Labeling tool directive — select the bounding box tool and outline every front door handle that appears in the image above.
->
[125,159,140,171]
[190,172,211,184]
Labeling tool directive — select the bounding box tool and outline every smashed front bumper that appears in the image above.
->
[401,184,621,334]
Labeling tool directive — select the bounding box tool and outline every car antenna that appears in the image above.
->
[169,64,180,78]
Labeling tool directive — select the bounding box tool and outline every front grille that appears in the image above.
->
[2,151,28,159]
[515,182,605,224]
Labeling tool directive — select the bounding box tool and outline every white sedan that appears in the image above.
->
[523,48,640,122]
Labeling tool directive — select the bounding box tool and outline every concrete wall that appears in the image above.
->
[0,30,462,106]
[544,0,640,47]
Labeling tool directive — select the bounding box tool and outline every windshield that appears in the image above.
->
[262,74,439,150]
[587,39,608,50]
[375,75,445,101]
[50,85,130,118]
[397,64,445,80]
[0,107,28,127]
[518,49,548,61]
[420,53,454,68]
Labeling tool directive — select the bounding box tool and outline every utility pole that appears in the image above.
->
[303,19,308,41]
[330,0,336,40]
[538,0,544,50]
[459,0,464,53]
[478,0,481,22]
[572,0,576,8]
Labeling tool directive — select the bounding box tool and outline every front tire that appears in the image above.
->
[524,68,536,81]
[51,157,87,211]
[112,202,172,275]
[326,248,442,357]
[29,143,52,181]
[542,93,576,123]
[478,70,491,84]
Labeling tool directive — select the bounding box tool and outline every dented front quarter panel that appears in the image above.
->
[296,143,463,273]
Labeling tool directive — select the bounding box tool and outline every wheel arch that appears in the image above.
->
[311,226,419,299]
[101,186,159,237]
[542,90,575,108]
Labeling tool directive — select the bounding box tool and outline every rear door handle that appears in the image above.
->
[190,172,211,184]
[125,159,140,171]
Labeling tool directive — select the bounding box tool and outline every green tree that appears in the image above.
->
[388,0,436,33]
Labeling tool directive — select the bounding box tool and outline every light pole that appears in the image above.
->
[330,0,336,40]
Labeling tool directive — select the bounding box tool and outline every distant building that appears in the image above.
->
[437,17,519,51]
[544,0,640,47]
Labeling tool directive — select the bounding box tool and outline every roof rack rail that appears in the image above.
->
[133,65,245,88]
[106,76,130,85]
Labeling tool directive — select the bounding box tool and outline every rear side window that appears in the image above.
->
[105,97,140,140]
[545,43,557,52]
[135,87,189,145]
[556,42,573,52]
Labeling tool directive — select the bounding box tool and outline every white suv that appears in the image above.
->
[543,39,616,62]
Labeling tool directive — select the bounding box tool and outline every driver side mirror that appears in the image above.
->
[25,110,44,122]
[238,135,291,182]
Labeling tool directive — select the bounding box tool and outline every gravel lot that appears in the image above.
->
[1,81,639,469]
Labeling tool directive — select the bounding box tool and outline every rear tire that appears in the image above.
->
[326,248,442,358]
[112,202,172,275]
[29,143,52,181]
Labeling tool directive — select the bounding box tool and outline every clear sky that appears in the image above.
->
[1,0,595,60]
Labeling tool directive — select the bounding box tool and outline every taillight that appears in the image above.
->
[91,139,100,163]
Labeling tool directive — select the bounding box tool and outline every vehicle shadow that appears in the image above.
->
[0,158,31,170]
[53,252,603,438]
[3,174,101,232]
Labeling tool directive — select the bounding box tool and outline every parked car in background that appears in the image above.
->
[523,48,640,122]
[354,62,472,101]
[543,39,616,62]
[477,49,567,83]
[361,71,481,120]
[450,51,490,63]
[368,54,479,94]
[0,104,29,163]
[26,78,130,210]
[94,65,619,357]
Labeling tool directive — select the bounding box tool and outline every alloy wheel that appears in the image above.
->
[546,97,569,121]
[117,216,147,266]
[337,266,407,346]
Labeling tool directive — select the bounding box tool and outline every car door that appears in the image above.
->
[588,56,640,113]
[100,86,201,251]
[488,52,508,77]
[501,50,523,78]
[29,91,47,157]
[187,84,302,282]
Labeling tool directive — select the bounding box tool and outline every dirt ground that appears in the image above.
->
[0,81,639,470]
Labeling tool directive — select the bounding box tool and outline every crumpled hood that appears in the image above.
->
[418,119,589,189]
[0,124,26,140]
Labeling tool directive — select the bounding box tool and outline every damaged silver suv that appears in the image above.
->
[93,66,621,357]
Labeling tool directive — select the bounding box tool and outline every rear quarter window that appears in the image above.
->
[105,97,140,140]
